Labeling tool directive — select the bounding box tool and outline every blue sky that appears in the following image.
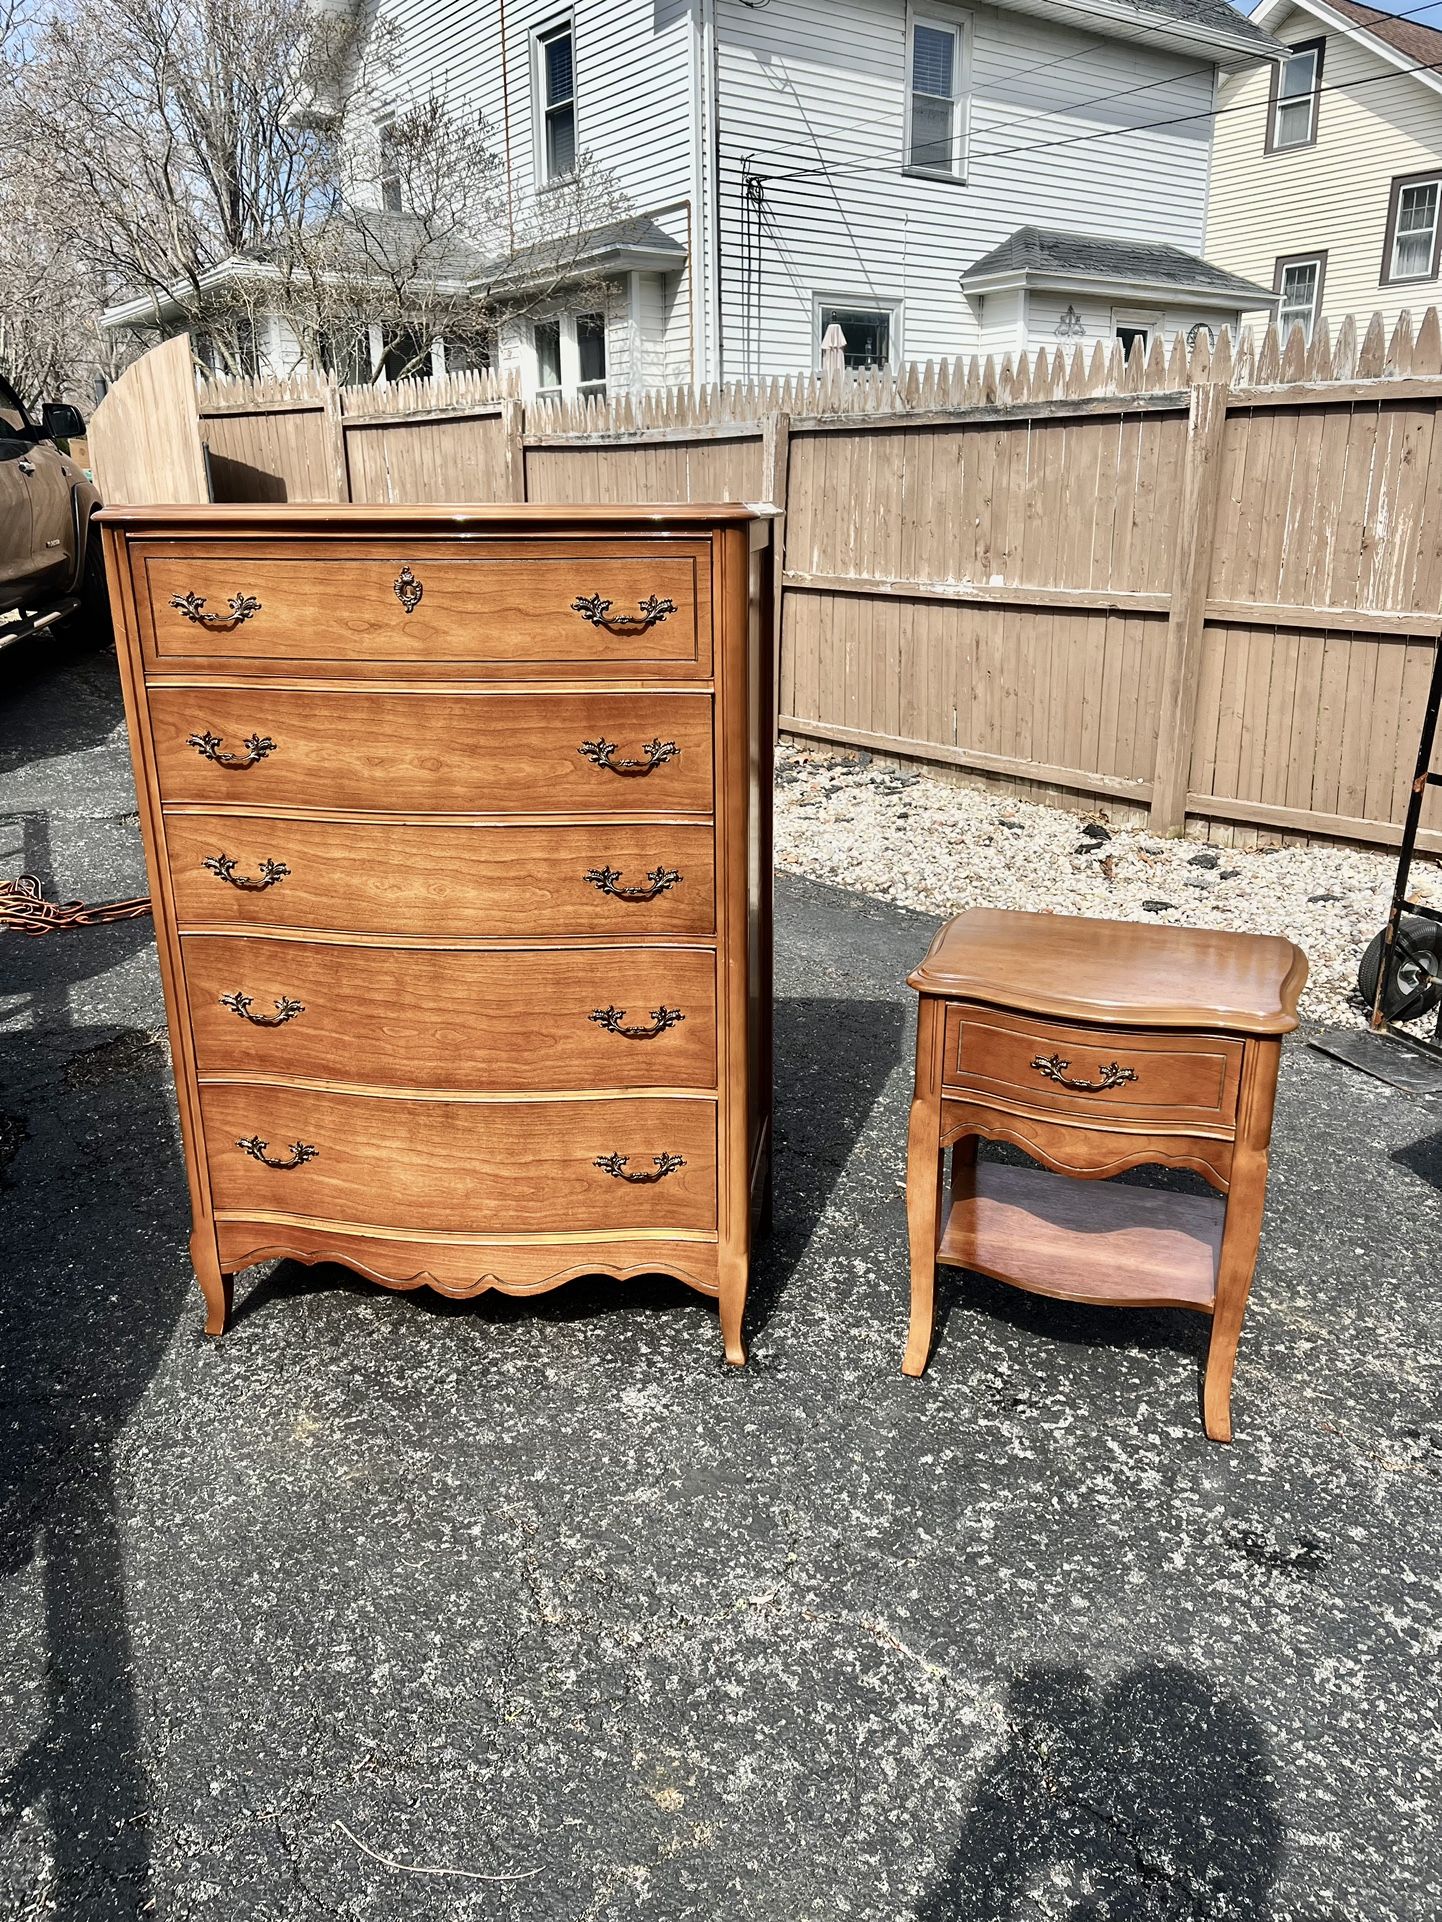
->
[1238,0,1442,21]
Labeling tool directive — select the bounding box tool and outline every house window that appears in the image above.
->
[534,317,562,398]
[576,311,606,397]
[382,330,430,381]
[1274,253,1326,339]
[537,18,577,182]
[1268,40,1323,152]
[378,121,403,212]
[818,304,894,368]
[1384,174,1442,283]
[906,10,967,177]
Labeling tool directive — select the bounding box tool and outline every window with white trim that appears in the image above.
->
[576,311,606,398]
[906,10,968,178]
[1270,41,1322,151]
[1276,256,1323,339]
[536,17,576,183]
[378,120,403,212]
[534,317,562,399]
[1391,179,1440,281]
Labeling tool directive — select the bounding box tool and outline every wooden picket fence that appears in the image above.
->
[91,313,1442,853]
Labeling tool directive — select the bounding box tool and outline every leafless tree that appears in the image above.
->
[4,0,628,391]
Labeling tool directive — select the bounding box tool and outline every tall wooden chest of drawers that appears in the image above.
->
[100,504,774,1362]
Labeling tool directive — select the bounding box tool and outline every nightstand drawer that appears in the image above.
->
[943,1005,1244,1131]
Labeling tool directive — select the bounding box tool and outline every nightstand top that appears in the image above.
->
[908,908,1308,1035]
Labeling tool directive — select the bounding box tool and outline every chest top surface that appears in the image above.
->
[908,908,1308,1036]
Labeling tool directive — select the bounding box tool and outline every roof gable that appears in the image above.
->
[1253,0,1442,101]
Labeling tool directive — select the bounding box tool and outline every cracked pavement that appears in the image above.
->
[1,635,1440,1919]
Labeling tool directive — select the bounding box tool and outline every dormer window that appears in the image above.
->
[1267,40,1324,152]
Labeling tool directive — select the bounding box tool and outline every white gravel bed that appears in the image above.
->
[775,744,1442,1029]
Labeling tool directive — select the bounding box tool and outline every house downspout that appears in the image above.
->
[499,0,515,251]
[692,0,721,383]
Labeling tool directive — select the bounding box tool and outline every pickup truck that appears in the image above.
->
[0,370,106,644]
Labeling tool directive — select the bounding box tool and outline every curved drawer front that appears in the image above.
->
[943,1005,1243,1131]
[184,935,718,1091]
[200,1084,718,1235]
[139,542,708,678]
[147,686,714,815]
[164,815,716,937]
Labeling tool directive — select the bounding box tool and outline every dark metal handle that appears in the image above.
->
[221,990,305,1027]
[571,593,676,632]
[1030,1052,1138,1093]
[394,566,423,613]
[578,737,680,777]
[17,458,35,475]
[188,729,276,770]
[202,853,290,892]
[589,1005,684,1040]
[594,1152,685,1182]
[584,865,680,902]
[170,590,262,631]
[237,1135,317,1170]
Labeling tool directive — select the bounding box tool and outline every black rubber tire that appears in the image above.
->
[1358,916,1442,1023]
[75,520,113,646]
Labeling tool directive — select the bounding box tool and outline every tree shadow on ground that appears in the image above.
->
[919,1660,1283,1920]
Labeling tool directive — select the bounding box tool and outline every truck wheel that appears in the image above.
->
[76,523,113,645]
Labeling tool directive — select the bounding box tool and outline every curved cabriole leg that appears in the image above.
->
[191,1231,233,1337]
[1203,1152,1268,1443]
[718,1254,747,1366]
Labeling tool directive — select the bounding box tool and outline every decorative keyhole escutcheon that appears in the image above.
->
[394,566,423,614]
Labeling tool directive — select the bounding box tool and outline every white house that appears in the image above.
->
[104,0,1286,392]
[1206,0,1442,339]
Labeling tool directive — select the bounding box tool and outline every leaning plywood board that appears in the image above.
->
[88,334,208,506]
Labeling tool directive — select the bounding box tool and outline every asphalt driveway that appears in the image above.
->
[1,635,1439,1921]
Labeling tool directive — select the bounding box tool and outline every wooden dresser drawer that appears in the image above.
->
[943,1004,1244,1131]
[183,935,718,1090]
[145,685,714,815]
[164,814,716,938]
[138,542,710,678]
[200,1085,718,1235]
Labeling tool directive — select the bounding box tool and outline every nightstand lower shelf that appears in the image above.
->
[938,1162,1223,1314]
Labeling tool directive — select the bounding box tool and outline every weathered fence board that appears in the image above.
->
[85,320,1442,854]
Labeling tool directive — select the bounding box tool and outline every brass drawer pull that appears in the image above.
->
[571,593,676,632]
[579,737,680,776]
[187,729,276,770]
[1030,1052,1138,1093]
[237,1135,317,1170]
[202,853,290,891]
[170,590,262,630]
[394,566,423,614]
[589,1005,684,1040]
[584,865,680,902]
[594,1151,685,1182]
[221,990,305,1027]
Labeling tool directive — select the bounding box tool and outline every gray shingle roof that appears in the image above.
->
[961,226,1278,304]
[476,216,686,293]
[1116,0,1285,53]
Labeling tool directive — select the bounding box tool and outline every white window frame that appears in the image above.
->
[1112,308,1161,358]
[1275,255,1323,340]
[813,295,902,372]
[533,13,577,188]
[1388,177,1442,284]
[1270,42,1322,152]
[904,4,971,183]
[377,118,403,213]
[531,309,608,400]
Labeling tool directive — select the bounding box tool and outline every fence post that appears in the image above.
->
[760,410,791,742]
[1149,379,1228,836]
[320,376,349,502]
[502,396,526,502]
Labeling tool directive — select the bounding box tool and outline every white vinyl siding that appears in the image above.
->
[715,0,1221,375]
[1207,5,1442,333]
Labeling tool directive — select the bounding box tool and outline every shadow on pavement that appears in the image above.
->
[0,918,188,1919]
[918,1660,1282,1919]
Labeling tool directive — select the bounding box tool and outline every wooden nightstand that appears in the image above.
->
[902,909,1307,1441]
